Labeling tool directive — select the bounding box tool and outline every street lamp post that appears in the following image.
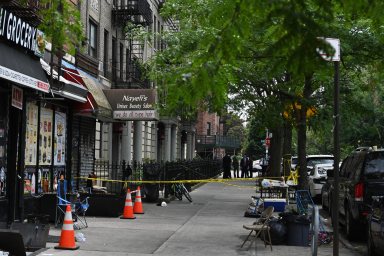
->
[318,38,340,256]
[332,57,340,256]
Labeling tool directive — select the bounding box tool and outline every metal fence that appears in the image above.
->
[81,159,222,200]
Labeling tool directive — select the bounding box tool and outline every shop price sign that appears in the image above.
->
[11,85,23,110]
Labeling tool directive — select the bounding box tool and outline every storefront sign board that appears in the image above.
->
[11,85,23,110]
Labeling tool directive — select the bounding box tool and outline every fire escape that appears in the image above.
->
[0,0,42,27]
[112,0,153,89]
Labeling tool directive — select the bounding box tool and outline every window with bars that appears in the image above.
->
[95,121,102,159]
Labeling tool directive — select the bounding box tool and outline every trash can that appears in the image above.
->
[143,163,161,202]
[281,213,310,246]
[10,214,50,251]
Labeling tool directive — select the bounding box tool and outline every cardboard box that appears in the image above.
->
[263,198,286,212]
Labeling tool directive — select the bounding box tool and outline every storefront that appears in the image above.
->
[60,60,113,189]
[0,5,50,223]
[0,5,90,224]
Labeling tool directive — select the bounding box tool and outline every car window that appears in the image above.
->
[351,154,365,180]
[364,152,384,179]
[340,156,351,177]
[345,154,360,179]
[291,157,298,166]
[307,158,334,167]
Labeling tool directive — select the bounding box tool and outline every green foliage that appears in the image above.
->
[150,0,384,160]
[38,0,84,55]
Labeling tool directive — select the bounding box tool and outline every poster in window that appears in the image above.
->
[54,112,66,166]
[25,102,38,166]
[39,107,53,165]
[24,167,35,194]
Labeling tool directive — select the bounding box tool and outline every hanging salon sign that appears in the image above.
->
[0,7,45,57]
[104,89,158,120]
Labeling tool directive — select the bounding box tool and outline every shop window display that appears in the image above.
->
[24,102,67,195]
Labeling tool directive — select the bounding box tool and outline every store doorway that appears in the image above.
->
[4,88,23,222]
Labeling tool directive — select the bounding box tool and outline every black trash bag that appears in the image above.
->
[261,219,287,245]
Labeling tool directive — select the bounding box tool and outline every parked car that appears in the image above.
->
[368,196,384,256]
[251,159,262,173]
[338,148,384,240]
[321,177,333,213]
[308,164,334,199]
[291,155,333,172]
[306,155,334,174]
[291,156,298,169]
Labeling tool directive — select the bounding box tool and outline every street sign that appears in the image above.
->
[265,137,271,146]
[317,38,340,62]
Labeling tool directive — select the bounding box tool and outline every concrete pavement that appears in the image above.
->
[34,179,363,256]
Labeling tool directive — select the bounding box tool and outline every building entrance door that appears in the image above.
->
[3,88,23,222]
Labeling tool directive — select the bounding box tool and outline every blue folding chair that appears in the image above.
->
[55,179,90,229]
[72,194,90,229]
[55,179,70,227]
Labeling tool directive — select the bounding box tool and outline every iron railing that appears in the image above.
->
[74,159,222,200]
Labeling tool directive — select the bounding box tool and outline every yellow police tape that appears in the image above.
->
[75,176,294,185]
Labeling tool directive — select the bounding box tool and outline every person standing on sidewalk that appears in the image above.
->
[223,153,232,179]
[232,155,240,178]
[240,154,249,178]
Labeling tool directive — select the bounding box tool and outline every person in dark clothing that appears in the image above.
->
[232,155,240,178]
[222,153,232,179]
[248,157,253,178]
[123,164,132,181]
[240,154,249,178]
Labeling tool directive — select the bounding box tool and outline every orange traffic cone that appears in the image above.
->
[133,186,144,214]
[55,205,79,250]
[121,188,136,219]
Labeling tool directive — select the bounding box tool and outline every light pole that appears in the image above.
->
[318,37,341,256]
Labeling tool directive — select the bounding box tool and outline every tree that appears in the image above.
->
[149,0,384,188]
[38,0,83,59]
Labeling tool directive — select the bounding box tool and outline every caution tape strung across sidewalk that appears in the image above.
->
[74,176,294,185]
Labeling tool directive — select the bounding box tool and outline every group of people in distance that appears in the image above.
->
[222,153,253,179]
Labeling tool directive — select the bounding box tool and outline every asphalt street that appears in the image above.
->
[33,178,364,256]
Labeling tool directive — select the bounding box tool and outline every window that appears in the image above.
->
[120,43,124,80]
[207,122,211,135]
[126,49,130,80]
[103,30,109,76]
[95,121,102,159]
[157,21,161,50]
[153,16,156,46]
[88,20,98,58]
[112,37,117,81]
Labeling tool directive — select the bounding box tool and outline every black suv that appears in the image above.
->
[338,149,384,239]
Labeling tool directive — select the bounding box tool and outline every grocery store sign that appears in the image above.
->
[0,7,45,57]
[0,65,49,93]
[104,89,158,120]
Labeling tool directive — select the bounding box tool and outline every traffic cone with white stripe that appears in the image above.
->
[133,186,144,214]
[121,188,136,219]
[55,205,79,250]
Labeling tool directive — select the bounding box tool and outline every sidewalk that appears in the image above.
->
[34,179,363,256]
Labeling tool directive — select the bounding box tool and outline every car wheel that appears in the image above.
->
[345,206,357,240]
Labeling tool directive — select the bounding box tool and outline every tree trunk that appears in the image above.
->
[296,74,313,190]
[269,126,283,177]
[282,120,293,177]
